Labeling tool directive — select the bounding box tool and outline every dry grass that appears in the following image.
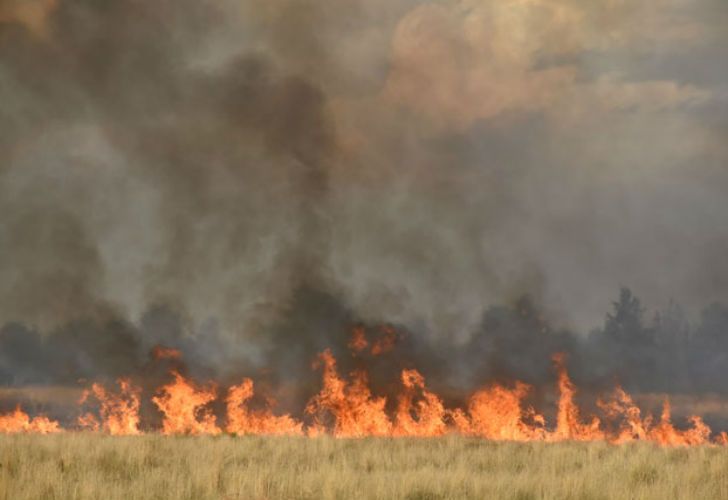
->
[0,434,726,499]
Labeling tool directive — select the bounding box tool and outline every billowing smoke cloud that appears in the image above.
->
[0,0,727,412]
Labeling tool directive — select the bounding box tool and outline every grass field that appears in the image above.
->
[0,435,726,500]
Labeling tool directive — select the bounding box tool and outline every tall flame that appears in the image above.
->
[306,349,392,437]
[551,353,604,441]
[393,369,448,437]
[151,371,220,435]
[78,379,141,435]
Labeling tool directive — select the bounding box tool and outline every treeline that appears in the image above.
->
[463,288,728,395]
[584,288,728,394]
[0,286,727,398]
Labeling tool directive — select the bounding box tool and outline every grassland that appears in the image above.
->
[0,434,726,499]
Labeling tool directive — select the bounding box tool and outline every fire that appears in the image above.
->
[348,326,397,356]
[0,330,725,445]
[78,379,141,435]
[648,400,711,446]
[453,382,546,441]
[371,326,397,355]
[306,349,392,437]
[151,345,182,361]
[598,386,649,443]
[393,369,448,437]
[597,388,712,445]
[716,432,728,445]
[77,412,100,432]
[226,379,303,436]
[551,353,604,442]
[348,327,369,353]
[151,371,220,435]
[0,406,60,434]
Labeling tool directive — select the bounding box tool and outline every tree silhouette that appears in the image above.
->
[604,287,650,344]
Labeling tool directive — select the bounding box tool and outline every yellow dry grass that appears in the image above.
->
[0,434,726,499]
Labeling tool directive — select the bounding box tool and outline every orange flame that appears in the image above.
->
[77,412,100,432]
[347,326,397,356]
[151,371,220,435]
[78,379,141,435]
[648,400,711,446]
[348,327,369,354]
[598,386,649,443]
[151,345,182,361]
[597,388,713,445]
[1,343,725,445]
[393,369,448,437]
[716,432,728,446]
[551,353,604,441]
[226,379,303,436]
[371,326,397,356]
[306,349,392,437]
[454,382,546,441]
[0,406,61,434]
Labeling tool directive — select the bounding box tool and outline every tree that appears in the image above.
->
[603,288,648,343]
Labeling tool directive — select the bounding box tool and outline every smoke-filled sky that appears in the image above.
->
[0,0,727,346]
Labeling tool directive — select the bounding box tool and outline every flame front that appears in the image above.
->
[0,406,60,434]
[1,330,726,445]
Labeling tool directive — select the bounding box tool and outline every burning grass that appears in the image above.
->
[3,329,727,445]
[0,434,727,499]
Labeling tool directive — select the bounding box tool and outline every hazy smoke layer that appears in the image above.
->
[0,0,727,400]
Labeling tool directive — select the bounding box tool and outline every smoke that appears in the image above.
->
[0,0,727,409]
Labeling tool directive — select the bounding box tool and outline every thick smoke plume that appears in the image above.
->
[0,0,728,420]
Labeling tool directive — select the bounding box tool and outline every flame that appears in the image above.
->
[77,412,100,432]
[551,353,604,442]
[151,345,182,361]
[348,327,369,354]
[78,379,141,435]
[648,400,711,446]
[393,369,448,437]
[454,382,546,441]
[306,349,392,437]
[596,388,713,445]
[598,386,649,443]
[0,406,60,434]
[371,326,397,355]
[151,371,220,435]
[716,432,728,446]
[226,379,303,436]
[347,326,397,356]
[0,342,725,445]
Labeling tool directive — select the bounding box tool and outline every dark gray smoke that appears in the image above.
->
[0,0,728,420]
